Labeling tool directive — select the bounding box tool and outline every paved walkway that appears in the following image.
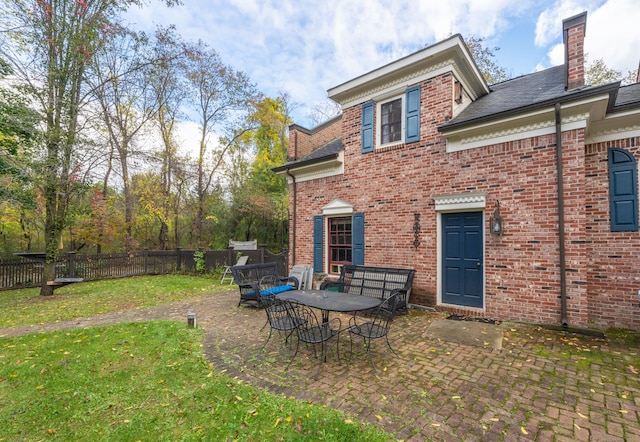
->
[2,288,639,441]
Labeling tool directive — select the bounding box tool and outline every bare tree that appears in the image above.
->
[184,40,259,246]
[148,26,188,249]
[88,31,165,252]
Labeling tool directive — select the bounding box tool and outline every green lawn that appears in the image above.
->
[0,275,221,329]
[0,321,390,441]
[0,276,393,441]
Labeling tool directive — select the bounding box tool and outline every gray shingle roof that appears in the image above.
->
[441,65,620,131]
[272,137,343,172]
[277,65,635,171]
[614,83,640,110]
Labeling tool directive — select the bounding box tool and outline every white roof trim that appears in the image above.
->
[586,108,640,144]
[278,151,344,183]
[443,93,611,152]
[327,35,488,106]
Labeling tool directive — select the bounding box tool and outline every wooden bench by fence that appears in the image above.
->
[46,277,84,291]
[320,265,415,313]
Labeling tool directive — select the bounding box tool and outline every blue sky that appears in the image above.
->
[126,0,639,133]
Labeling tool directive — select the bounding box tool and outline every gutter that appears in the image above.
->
[285,169,296,265]
[555,103,568,327]
[272,153,339,173]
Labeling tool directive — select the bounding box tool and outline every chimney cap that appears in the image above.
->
[563,11,587,33]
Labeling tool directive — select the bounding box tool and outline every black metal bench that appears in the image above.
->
[46,277,84,291]
[231,263,299,307]
[320,265,415,313]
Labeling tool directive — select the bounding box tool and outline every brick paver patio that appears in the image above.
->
[2,287,639,441]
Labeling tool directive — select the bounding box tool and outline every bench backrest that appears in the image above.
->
[229,239,257,250]
[231,263,279,285]
[338,265,415,299]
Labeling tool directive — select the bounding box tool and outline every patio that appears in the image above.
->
[3,287,639,441]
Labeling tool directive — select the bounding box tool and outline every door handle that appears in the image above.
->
[477,262,482,267]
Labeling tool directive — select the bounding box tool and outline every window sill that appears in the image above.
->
[376,142,405,153]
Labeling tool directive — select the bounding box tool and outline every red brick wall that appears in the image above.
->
[289,70,639,330]
[585,137,640,329]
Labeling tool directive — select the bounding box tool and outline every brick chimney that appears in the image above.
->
[563,11,587,90]
[287,116,342,161]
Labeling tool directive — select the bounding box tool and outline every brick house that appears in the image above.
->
[274,12,640,331]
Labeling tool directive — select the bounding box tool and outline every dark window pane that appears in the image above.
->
[381,98,402,144]
[328,216,352,273]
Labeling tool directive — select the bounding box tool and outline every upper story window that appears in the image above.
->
[379,96,403,146]
[361,85,421,153]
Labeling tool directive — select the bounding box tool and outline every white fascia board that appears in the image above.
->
[278,151,344,184]
[443,93,610,152]
[328,36,488,107]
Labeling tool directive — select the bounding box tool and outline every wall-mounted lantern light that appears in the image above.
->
[490,200,504,235]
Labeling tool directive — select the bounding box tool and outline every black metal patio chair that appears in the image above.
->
[260,295,304,352]
[283,300,341,381]
[347,292,400,375]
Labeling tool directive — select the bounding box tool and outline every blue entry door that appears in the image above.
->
[442,212,484,308]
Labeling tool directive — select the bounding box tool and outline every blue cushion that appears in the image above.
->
[260,285,293,296]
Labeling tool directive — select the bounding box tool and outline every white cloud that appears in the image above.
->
[547,42,565,66]
[126,0,638,133]
[538,0,640,73]
[535,0,599,47]
[127,0,534,127]
[585,0,640,73]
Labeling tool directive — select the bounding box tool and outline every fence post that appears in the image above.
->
[176,247,182,272]
[260,244,267,264]
[144,248,149,274]
[68,251,76,278]
[227,246,234,266]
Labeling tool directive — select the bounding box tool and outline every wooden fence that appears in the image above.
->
[0,247,288,291]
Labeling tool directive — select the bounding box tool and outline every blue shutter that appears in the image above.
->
[405,85,420,143]
[352,212,365,265]
[313,215,324,271]
[361,101,374,153]
[608,148,638,231]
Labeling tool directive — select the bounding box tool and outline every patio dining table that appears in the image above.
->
[276,289,383,324]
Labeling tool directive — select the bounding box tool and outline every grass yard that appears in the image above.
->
[0,275,222,329]
[0,321,390,441]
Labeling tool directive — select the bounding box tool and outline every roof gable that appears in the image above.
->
[327,35,489,108]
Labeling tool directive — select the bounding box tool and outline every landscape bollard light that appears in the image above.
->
[187,312,196,328]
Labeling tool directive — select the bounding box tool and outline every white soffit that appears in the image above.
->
[587,108,640,144]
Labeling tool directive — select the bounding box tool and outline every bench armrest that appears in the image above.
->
[259,275,299,290]
[319,280,344,291]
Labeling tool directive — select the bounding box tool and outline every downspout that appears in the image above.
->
[555,103,568,327]
[285,169,296,265]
